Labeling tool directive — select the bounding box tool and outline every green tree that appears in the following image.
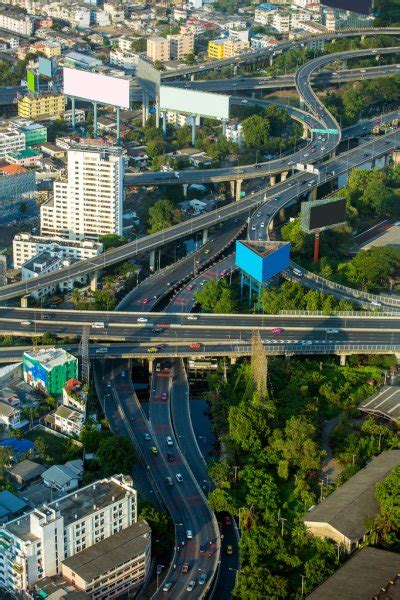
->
[195,280,236,313]
[97,435,136,476]
[344,246,400,291]
[234,566,288,600]
[154,60,165,71]
[131,38,147,52]
[242,115,270,149]
[148,199,182,233]
[139,501,174,555]
[208,488,237,513]
[207,458,232,487]
[146,138,166,159]
[228,402,271,453]
[185,51,196,65]
[99,234,126,251]
[374,465,400,545]
[342,87,365,123]
[268,416,325,479]
[34,437,47,459]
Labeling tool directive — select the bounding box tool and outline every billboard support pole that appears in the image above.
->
[222,119,227,137]
[155,102,160,129]
[93,102,98,137]
[313,231,320,263]
[71,97,76,129]
[191,115,196,146]
[162,113,167,137]
[116,107,121,144]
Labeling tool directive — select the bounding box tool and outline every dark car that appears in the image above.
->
[167,453,175,462]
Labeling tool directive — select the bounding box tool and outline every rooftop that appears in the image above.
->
[0,164,27,176]
[7,149,40,159]
[359,385,400,423]
[23,347,77,371]
[62,521,151,582]
[54,405,84,422]
[239,240,290,258]
[42,459,83,489]
[307,547,400,599]
[8,459,46,482]
[303,450,400,540]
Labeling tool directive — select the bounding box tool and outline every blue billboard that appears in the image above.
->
[235,240,290,284]
[39,57,54,78]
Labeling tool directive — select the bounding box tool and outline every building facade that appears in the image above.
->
[146,36,170,62]
[167,33,194,59]
[0,475,146,597]
[13,233,103,270]
[40,146,125,241]
[23,348,78,395]
[0,10,33,35]
[0,125,25,160]
[18,93,66,120]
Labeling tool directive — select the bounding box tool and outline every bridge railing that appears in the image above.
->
[286,263,400,307]
[277,310,400,317]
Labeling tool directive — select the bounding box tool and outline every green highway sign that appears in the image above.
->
[312,128,339,135]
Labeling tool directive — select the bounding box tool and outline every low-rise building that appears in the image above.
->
[50,405,85,437]
[307,547,400,599]
[208,37,249,59]
[63,378,87,415]
[167,33,194,59]
[20,250,88,300]
[0,124,25,160]
[7,459,46,489]
[41,459,84,493]
[23,347,78,396]
[302,450,400,553]
[0,400,21,429]
[63,51,103,70]
[0,164,35,211]
[9,119,48,147]
[62,520,151,598]
[13,233,103,270]
[110,49,138,70]
[30,40,61,58]
[6,148,42,167]
[18,93,66,121]
[0,490,29,525]
[225,120,244,146]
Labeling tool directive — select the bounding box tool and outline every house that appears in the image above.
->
[302,450,400,553]
[0,401,21,429]
[307,547,400,599]
[63,379,87,415]
[46,405,85,437]
[0,490,29,524]
[7,459,46,489]
[41,459,84,493]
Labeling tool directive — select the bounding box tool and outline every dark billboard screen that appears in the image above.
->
[309,197,346,231]
[323,0,371,13]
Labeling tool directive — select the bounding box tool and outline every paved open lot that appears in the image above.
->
[361,223,400,250]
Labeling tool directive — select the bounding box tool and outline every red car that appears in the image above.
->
[187,284,194,291]
[142,298,149,305]
[271,327,283,334]
[161,392,167,401]
[189,342,201,350]
[224,515,232,526]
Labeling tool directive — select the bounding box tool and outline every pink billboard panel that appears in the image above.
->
[63,67,130,109]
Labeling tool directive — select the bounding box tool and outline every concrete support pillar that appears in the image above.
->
[279,207,285,220]
[71,97,76,129]
[142,91,149,127]
[149,250,156,272]
[233,65,237,76]
[268,218,274,231]
[183,183,189,198]
[270,175,276,186]
[162,112,167,137]
[148,359,154,373]
[235,178,243,201]
[230,180,235,198]
[230,356,237,365]
[392,150,400,165]
[90,271,98,292]
[116,107,121,144]
[339,354,347,366]
[155,102,160,128]
[308,187,317,201]
[280,171,288,182]
[191,115,196,145]
[190,73,195,81]
[302,123,309,139]
[202,228,209,244]
[21,295,29,308]
[93,102,98,137]
[222,119,227,137]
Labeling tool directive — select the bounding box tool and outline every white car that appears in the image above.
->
[187,581,196,592]
[326,329,339,334]
[251,225,256,230]
[260,222,265,228]
[137,317,148,323]
[187,315,198,320]
[186,529,193,539]
[176,473,183,483]
[166,436,173,446]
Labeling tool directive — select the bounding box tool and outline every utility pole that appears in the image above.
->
[279,517,287,538]
[233,465,239,485]
[301,574,305,597]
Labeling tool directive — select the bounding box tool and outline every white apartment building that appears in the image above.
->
[0,125,25,160]
[0,10,33,35]
[40,146,125,241]
[254,4,314,32]
[225,121,244,147]
[13,233,103,270]
[110,49,138,70]
[0,475,146,596]
[166,111,200,128]
[104,1,125,23]
[119,35,134,52]
[0,401,21,429]
[52,405,85,437]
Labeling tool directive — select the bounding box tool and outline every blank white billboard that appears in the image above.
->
[160,86,230,120]
[63,67,130,109]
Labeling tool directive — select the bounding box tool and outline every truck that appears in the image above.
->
[92,322,105,329]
